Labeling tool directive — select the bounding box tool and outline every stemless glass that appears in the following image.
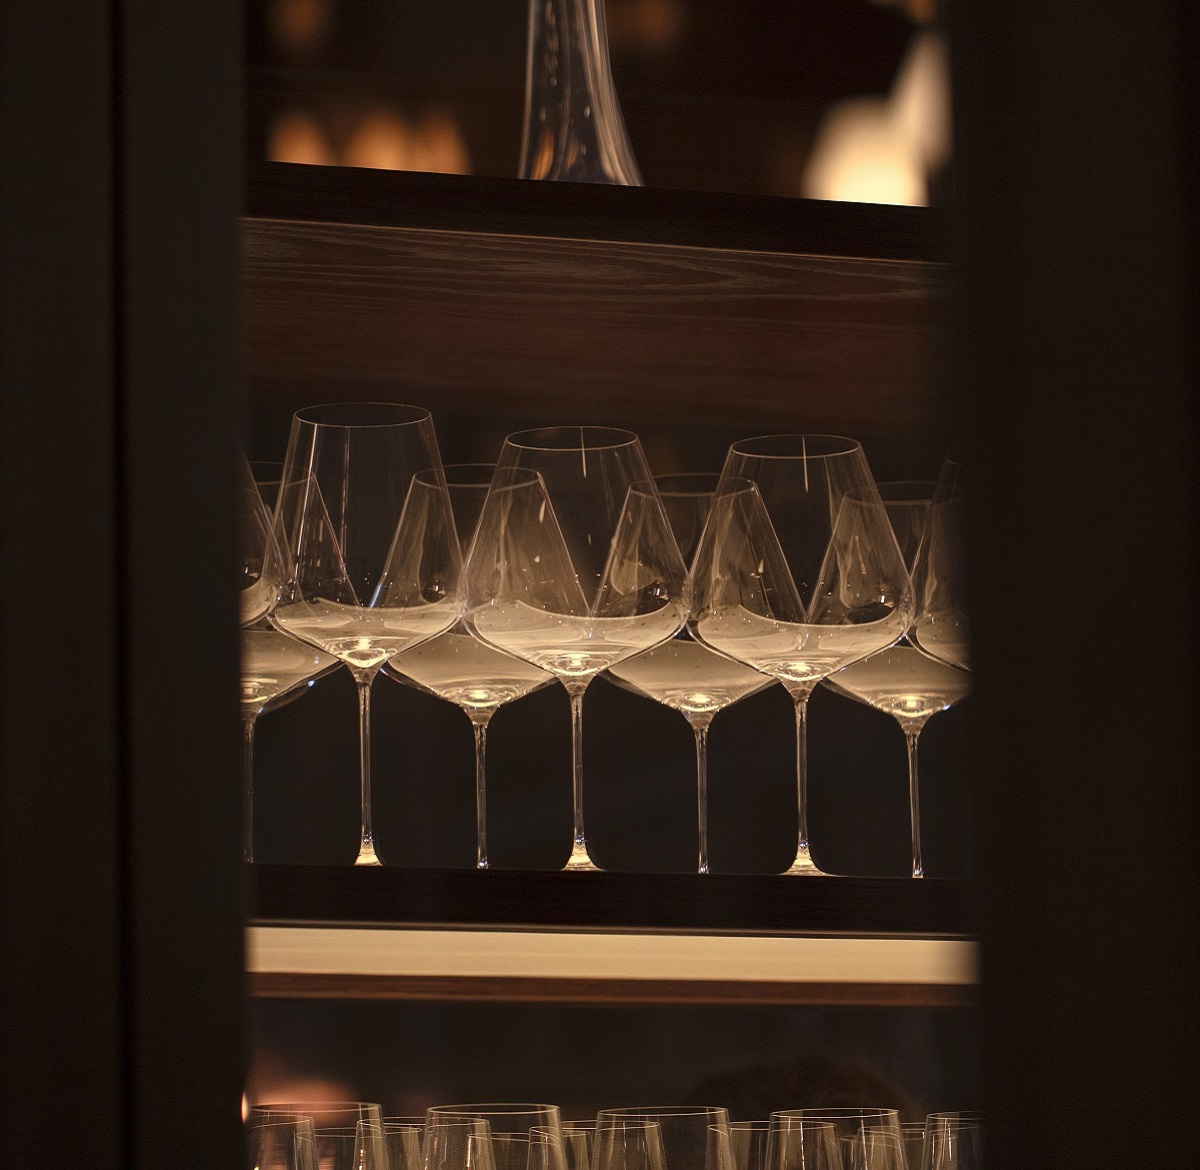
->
[383,1121,424,1170]
[540,1124,591,1170]
[822,482,970,877]
[770,1111,901,1152]
[246,1117,318,1170]
[762,1121,843,1170]
[272,402,461,866]
[604,474,776,874]
[464,432,688,871]
[921,1114,982,1170]
[425,1118,496,1170]
[592,1120,667,1170]
[385,465,554,869]
[596,1107,729,1170]
[691,438,912,874]
[845,1129,906,1170]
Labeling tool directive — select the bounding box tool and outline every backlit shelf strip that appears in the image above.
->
[247,927,978,989]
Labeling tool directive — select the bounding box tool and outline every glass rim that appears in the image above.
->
[597,1106,729,1117]
[728,434,863,460]
[771,1108,899,1120]
[429,1104,561,1114]
[292,401,434,429]
[502,425,642,453]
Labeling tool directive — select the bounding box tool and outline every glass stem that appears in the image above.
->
[564,684,597,870]
[353,670,381,866]
[786,688,825,874]
[242,713,257,864]
[906,726,924,878]
[472,716,491,869]
[694,721,711,875]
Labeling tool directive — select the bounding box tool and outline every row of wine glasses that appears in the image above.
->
[246,1101,981,1170]
[239,405,971,874]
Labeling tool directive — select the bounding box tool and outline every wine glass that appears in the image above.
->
[272,402,462,866]
[691,437,912,875]
[595,1107,729,1170]
[604,474,776,874]
[384,465,554,869]
[822,483,970,878]
[539,1124,591,1170]
[912,459,969,672]
[240,451,285,628]
[241,462,339,863]
[464,431,688,871]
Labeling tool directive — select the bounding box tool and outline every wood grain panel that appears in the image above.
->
[242,216,945,436]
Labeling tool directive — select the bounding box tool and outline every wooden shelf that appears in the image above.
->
[242,163,946,440]
[248,868,975,1005]
[250,865,975,936]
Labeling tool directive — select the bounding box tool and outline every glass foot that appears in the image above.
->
[783,845,830,876]
[564,842,602,872]
[354,846,381,867]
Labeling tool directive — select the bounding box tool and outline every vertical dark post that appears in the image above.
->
[2,3,245,1167]
[948,2,1199,1166]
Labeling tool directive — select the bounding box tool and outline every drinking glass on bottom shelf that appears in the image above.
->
[383,1121,424,1170]
[921,1114,982,1170]
[596,1107,729,1170]
[540,1124,591,1170]
[762,1121,843,1170]
[592,1120,667,1170]
[245,1117,317,1170]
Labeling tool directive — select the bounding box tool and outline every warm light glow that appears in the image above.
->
[342,107,471,175]
[267,109,335,166]
[268,0,332,58]
[802,31,950,206]
[607,0,686,54]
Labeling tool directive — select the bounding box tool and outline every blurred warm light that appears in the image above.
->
[342,106,471,175]
[802,31,950,206]
[268,109,335,166]
[268,0,332,58]
[607,0,686,54]
[246,1047,354,1105]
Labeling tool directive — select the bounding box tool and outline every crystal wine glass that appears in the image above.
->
[822,482,970,877]
[912,459,970,672]
[241,462,338,863]
[691,437,912,875]
[464,432,687,871]
[272,402,462,866]
[384,465,554,869]
[239,451,284,628]
[603,474,776,874]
